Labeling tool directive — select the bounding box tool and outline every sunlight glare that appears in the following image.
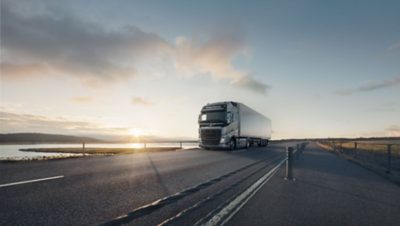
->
[129,128,143,137]
[128,143,144,149]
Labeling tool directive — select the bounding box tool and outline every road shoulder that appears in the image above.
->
[227,142,400,226]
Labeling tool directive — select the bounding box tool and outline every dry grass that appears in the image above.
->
[317,141,400,186]
[340,142,399,153]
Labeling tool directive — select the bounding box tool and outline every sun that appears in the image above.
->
[129,128,144,137]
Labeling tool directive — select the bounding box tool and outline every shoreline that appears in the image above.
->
[1,147,187,163]
[20,147,182,154]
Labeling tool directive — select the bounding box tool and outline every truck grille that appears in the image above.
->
[201,129,221,145]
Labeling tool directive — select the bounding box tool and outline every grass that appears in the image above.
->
[20,147,183,155]
[317,141,400,186]
[337,141,400,154]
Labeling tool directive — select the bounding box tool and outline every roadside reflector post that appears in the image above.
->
[387,144,392,173]
[354,142,357,156]
[144,142,146,149]
[180,141,182,149]
[82,142,85,156]
[285,147,294,181]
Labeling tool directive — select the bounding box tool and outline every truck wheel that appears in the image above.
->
[229,139,236,151]
[245,139,250,149]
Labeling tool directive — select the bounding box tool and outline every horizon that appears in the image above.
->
[2,132,400,143]
[1,0,400,139]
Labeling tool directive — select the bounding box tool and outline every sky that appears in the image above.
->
[1,0,400,140]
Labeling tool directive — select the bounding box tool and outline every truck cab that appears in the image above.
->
[198,102,239,149]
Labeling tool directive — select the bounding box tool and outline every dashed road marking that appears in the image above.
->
[0,175,64,188]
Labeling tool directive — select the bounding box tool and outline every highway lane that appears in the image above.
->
[226,142,400,226]
[0,142,289,225]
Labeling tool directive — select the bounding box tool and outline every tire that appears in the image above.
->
[229,138,236,151]
[245,139,250,149]
[258,139,265,147]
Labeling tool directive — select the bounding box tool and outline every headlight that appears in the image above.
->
[220,137,226,143]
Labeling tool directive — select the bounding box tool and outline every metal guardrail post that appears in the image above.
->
[285,147,294,181]
[340,142,343,153]
[387,144,392,173]
[82,142,85,156]
[354,142,357,157]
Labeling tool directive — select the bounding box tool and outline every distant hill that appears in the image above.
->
[0,133,102,144]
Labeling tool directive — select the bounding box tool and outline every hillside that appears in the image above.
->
[0,133,101,144]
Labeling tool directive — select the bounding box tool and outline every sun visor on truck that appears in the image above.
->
[202,105,226,111]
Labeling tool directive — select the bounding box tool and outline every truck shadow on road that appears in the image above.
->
[146,153,170,196]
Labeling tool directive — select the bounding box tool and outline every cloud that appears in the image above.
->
[132,97,152,106]
[333,88,353,96]
[388,41,400,51]
[334,77,400,95]
[1,1,169,83]
[386,125,400,137]
[358,77,400,91]
[367,102,398,112]
[231,75,270,94]
[173,35,269,94]
[0,111,128,136]
[173,34,245,80]
[0,62,46,79]
[71,96,93,103]
[1,0,269,93]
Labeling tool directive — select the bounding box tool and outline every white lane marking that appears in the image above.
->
[202,158,286,226]
[0,175,64,188]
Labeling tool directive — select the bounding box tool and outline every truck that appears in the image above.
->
[198,101,271,150]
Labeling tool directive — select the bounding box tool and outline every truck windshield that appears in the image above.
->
[199,111,226,123]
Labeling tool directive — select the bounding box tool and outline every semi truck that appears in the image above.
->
[198,101,271,150]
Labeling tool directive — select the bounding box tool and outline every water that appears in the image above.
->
[0,143,199,160]
[0,144,83,160]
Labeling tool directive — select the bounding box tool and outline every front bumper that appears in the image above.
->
[199,141,231,149]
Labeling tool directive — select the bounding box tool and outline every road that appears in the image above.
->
[2,142,399,226]
[227,142,400,226]
[0,142,290,226]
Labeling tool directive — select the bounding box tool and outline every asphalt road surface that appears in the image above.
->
[0,142,290,226]
[228,142,400,226]
[2,142,398,226]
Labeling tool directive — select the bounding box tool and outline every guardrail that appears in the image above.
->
[319,140,400,174]
[80,140,199,153]
[140,140,199,149]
